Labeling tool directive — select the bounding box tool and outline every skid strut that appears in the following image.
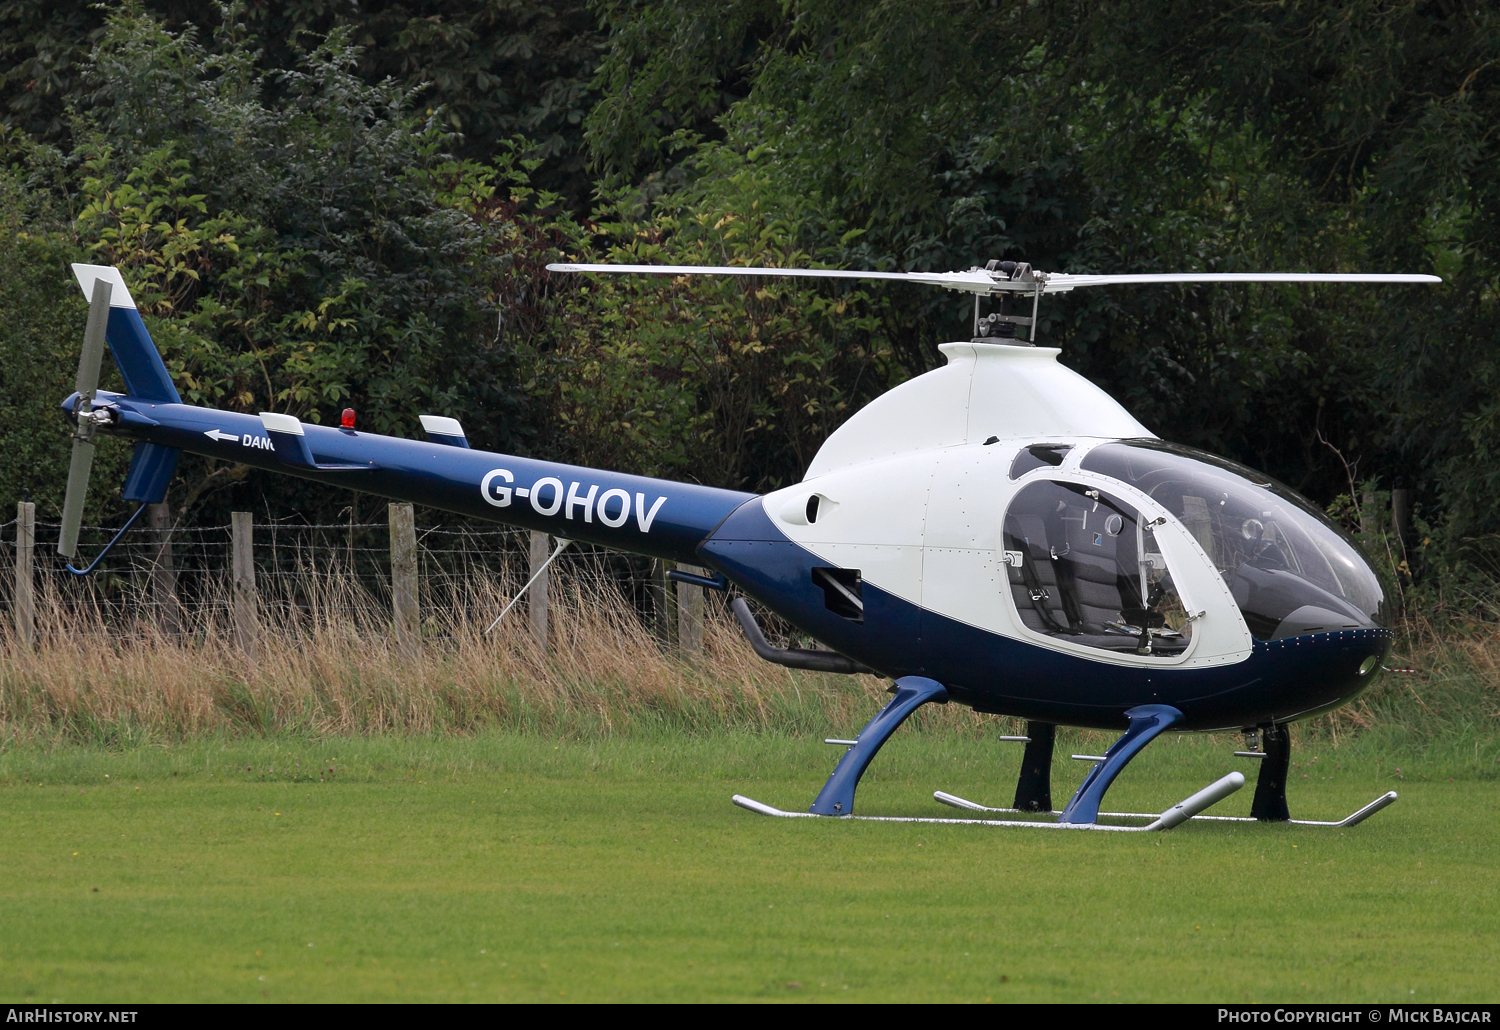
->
[1013,722,1055,812]
[809,676,948,815]
[1059,704,1183,823]
[1250,723,1292,821]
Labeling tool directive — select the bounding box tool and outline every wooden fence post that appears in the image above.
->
[389,502,419,656]
[148,500,181,637]
[1358,489,1376,537]
[653,559,677,649]
[676,563,704,657]
[1392,480,1413,550]
[15,501,34,649]
[528,530,550,651]
[231,511,258,661]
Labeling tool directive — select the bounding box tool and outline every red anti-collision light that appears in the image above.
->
[341,408,356,429]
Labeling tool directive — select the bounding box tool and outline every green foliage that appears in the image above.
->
[0,4,589,524]
[60,6,575,521]
[542,144,896,489]
[0,163,131,524]
[74,8,478,424]
[585,0,778,189]
[1059,0,1500,547]
[582,0,1500,585]
[1,0,1498,601]
[0,0,605,208]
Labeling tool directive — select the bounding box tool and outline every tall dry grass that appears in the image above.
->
[0,565,998,746]
[2,560,1495,749]
[1306,613,1500,746]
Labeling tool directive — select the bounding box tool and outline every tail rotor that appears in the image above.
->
[57,278,113,558]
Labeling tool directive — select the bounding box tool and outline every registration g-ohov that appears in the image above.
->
[480,469,666,532]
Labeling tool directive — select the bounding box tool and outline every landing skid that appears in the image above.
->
[932,788,1398,828]
[733,772,1245,832]
[762,679,1394,833]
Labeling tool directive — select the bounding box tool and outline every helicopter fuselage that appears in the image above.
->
[70,330,1390,735]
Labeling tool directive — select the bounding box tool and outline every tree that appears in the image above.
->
[0,0,605,208]
[0,5,575,526]
[584,0,1496,551]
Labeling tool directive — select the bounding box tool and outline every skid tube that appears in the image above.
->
[732,772,1245,832]
[932,788,1398,829]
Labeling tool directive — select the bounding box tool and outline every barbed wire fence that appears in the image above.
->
[0,502,705,654]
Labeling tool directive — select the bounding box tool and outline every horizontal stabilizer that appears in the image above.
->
[70,265,137,309]
[258,412,370,471]
[419,414,470,448]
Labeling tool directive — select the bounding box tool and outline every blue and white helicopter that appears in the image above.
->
[57,260,1438,832]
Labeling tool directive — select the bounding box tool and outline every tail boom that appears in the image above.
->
[77,391,753,563]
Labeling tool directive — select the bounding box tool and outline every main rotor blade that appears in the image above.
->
[75,278,113,398]
[58,437,95,558]
[1040,271,1442,293]
[546,262,998,292]
[547,262,1441,296]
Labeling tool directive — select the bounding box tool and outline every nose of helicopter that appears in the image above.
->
[1249,624,1393,724]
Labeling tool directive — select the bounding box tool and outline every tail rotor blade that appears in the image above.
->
[76,278,112,397]
[58,276,113,558]
[58,438,96,558]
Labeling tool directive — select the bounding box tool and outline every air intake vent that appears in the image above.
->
[813,567,863,622]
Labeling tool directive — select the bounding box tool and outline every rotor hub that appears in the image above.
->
[971,259,1042,343]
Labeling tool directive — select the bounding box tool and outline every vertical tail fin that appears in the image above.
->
[70,264,182,404]
[64,265,180,534]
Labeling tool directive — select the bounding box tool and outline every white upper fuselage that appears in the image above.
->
[761,342,1255,670]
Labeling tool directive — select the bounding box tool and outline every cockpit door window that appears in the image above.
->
[1003,480,1194,657]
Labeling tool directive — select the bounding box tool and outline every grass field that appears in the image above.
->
[2,730,1497,1003]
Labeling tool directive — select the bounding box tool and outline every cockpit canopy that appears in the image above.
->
[1079,440,1386,639]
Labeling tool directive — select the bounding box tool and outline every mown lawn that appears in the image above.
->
[0,733,1495,1003]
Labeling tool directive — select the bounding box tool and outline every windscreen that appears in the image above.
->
[1079,441,1386,639]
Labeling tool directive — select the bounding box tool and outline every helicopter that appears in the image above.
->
[55,259,1439,832]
